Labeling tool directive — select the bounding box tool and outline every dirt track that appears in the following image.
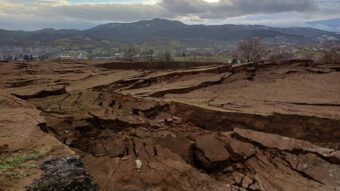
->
[0,60,339,190]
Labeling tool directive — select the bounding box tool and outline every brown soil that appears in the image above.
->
[0,60,339,191]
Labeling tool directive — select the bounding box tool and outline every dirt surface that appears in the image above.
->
[0,95,74,190]
[0,60,339,190]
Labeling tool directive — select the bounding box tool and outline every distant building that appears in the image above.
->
[92,57,114,61]
[23,55,34,61]
[114,53,121,60]
[77,53,87,60]
[59,55,73,60]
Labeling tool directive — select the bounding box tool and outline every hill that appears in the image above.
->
[0,18,339,47]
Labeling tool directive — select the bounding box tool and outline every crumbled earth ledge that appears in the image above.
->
[0,60,339,190]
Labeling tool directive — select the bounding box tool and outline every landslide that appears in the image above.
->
[1,60,339,191]
[24,90,340,191]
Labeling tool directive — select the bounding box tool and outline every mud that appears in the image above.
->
[0,60,339,191]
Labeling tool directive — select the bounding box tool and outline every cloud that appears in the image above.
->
[160,0,317,19]
[307,18,340,32]
[0,0,339,30]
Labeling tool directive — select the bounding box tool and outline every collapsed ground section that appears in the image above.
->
[0,60,340,191]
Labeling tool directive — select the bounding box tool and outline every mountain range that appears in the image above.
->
[1,18,339,47]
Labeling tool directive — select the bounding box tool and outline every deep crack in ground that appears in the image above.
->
[0,60,339,191]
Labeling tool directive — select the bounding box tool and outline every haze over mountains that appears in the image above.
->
[1,18,339,47]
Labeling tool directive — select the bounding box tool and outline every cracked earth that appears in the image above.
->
[0,60,339,190]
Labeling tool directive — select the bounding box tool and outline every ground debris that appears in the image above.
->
[26,156,99,191]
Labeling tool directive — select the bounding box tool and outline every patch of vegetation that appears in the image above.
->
[0,150,43,179]
[2,171,29,179]
[0,99,11,108]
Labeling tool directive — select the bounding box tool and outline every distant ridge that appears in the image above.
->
[0,18,339,46]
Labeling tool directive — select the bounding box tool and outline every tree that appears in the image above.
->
[160,50,173,62]
[319,41,340,65]
[321,49,340,65]
[125,46,139,61]
[141,48,154,61]
[269,52,294,63]
[236,37,264,62]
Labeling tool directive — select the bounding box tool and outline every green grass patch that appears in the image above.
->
[0,99,11,108]
[0,150,43,179]
[2,171,28,179]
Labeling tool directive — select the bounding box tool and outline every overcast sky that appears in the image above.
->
[0,0,339,31]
